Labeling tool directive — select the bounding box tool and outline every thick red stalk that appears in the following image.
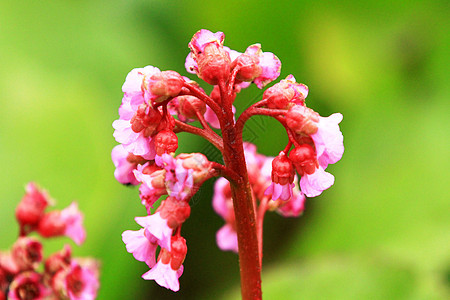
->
[219,79,262,300]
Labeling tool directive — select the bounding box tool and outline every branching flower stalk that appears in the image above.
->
[112,29,344,299]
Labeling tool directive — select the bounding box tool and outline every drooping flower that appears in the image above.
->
[311,113,344,169]
[111,144,141,185]
[142,236,187,292]
[133,162,167,212]
[122,229,158,268]
[264,152,295,201]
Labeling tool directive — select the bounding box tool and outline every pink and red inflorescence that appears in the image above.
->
[113,29,344,292]
[1,183,99,300]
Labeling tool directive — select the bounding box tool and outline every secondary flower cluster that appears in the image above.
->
[0,183,99,300]
[112,29,344,293]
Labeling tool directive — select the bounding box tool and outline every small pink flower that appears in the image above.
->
[142,260,183,292]
[8,271,48,300]
[299,166,334,197]
[311,113,344,169]
[11,237,43,271]
[122,228,158,268]
[264,182,295,201]
[244,44,281,88]
[135,212,173,251]
[276,186,306,217]
[142,235,187,292]
[188,29,225,55]
[111,144,140,185]
[133,163,167,212]
[156,154,195,201]
[54,261,99,300]
[216,224,238,253]
[61,202,86,246]
[112,118,157,160]
[122,65,161,105]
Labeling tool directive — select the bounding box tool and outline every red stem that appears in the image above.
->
[173,119,224,153]
[219,77,262,300]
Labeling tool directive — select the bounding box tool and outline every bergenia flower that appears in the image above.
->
[311,113,344,169]
[135,212,173,251]
[243,44,281,88]
[133,162,167,212]
[142,260,183,292]
[276,184,306,217]
[122,228,158,268]
[60,202,86,246]
[111,144,140,185]
[299,166,335,197]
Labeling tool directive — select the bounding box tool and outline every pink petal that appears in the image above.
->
[300,167,335,197]
[122,229,157,267]
[216,224,238,253]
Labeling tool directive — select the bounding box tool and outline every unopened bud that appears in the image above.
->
[15,183,51,230]
[170,236,187,271]
[147,71,184,103]
[159,197,191,229]
[154,130,178,156]
[286,105,319,135]
[44,245,71,277]
[38,211,66,238]
[271,153,295,185]
[177,153,211,183]
[263,81,295,109]
[232,54,262,82]
[177,95,206,119]
[130,104,162,136]
[289,144,318,176]
[197,43,231,85]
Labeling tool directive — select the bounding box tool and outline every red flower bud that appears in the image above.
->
[286,105,319,135]
[159,197,191,229]
[154,130,178,156]
[271,153,295,185]
[15,183,51,231]
[197,44,231,85]
[177,95,206,120]
[263,81,295,109]
[289,144,318,176]
[232,53,262,82]
[130,104,162,136]
[147,71,184,103]
[170,236,187,271]
[38,211,66,238]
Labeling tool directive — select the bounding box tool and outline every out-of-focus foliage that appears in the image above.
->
[0,0,448,299]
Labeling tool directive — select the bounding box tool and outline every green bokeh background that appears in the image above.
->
[1,1,448,299]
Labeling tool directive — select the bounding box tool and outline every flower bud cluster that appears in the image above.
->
[1,183,99,300]
[213,143,306,253]
[258,74,344,198]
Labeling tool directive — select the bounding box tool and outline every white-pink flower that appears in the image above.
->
[311,113,344,169]
[216,224,238,253]
[244,44,281,88]
[133,163,167,212]
[111,144,139,185]
[142,260,184,292]
[61,202,86,246]
[135,213,173,251]
[112,119,156,160]
[299,166,335,197]
[276,185,306,217]
[122,228,158,268]
[156,154,195,201]
[264,182,295,201]
[65,262,99,300]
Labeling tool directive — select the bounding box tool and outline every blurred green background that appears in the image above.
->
[0,0,448,299]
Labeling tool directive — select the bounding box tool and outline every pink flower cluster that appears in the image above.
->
[262,74,344,198]
[0,183,99,300]
[112,29,344,293]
